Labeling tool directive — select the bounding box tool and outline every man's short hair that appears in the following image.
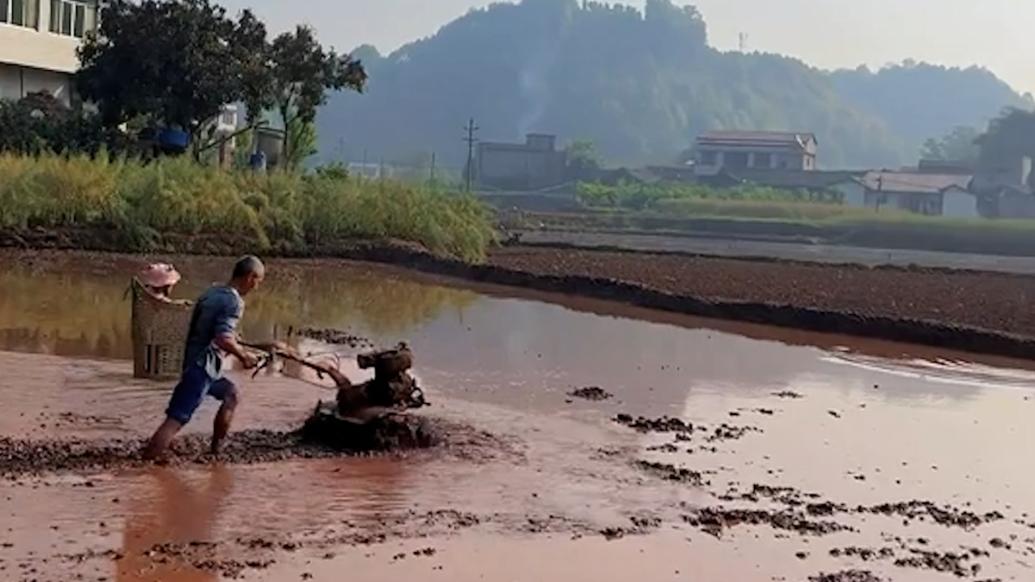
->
[232,255,265,280]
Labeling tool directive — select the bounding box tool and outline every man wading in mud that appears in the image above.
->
[143,256,266,460]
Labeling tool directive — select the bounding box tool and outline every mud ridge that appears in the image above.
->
[682,506,852,537]
[0,416,499,479]
[330,242,1035,361]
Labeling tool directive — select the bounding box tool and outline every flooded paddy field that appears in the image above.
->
[1,250,1034,581]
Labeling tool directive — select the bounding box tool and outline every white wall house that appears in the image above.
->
[942,188,979,219]
[836,171,978,218]
[694,131,818,176]
[0,0,99,106]
[833,179,866,208]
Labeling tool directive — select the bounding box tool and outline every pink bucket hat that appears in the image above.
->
[138,263,181,288]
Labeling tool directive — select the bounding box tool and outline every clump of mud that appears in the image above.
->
[772,390,805,399]
[599,515,662,541]
[861,501,1003,529]
[296,327,373,348]
[614,414,692,434]
[614,414,763,445]
[731,484,820,506]
[894,548,983,577]
[809,571,885,582]
[706,423,762,442]
[683,507,852,537]
[634,460,706,485]
[568,387,613,401]
[829,547,896,561]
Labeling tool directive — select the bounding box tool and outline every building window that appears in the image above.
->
[699,150,718,166]
[726,152,749,169]
[1,0,40,28]
[753,153,771,168]
[49,0,94,38]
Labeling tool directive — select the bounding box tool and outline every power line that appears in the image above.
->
[463,118,479,193]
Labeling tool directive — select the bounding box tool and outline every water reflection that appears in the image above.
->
[0,252,478,360]
[117,466,232,582]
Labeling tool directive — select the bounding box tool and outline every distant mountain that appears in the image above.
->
[316,0,1030,171]
[830,62,1030,155]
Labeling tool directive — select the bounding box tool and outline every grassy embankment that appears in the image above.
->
[0,154,497,262]
[564,182,1035,252]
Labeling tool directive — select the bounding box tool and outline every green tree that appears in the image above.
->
[268,26,366,166]
[284,118,318,170]
[0,93,121,156]
[976,107,1035,162]
[76,0,268,139]
[566,139,601,179]
[920,126,980,162]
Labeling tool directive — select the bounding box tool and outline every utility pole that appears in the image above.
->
[429,152,437,185]
[463,118,479,193]
[738,32,748,53]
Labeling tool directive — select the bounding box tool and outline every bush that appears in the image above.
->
[0,153,496,261]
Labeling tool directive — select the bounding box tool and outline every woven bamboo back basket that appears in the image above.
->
[130,278,192,379]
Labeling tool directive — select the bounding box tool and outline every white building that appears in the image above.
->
[0,0,99,106]
[834,171,978,218]
[694,131,818,176]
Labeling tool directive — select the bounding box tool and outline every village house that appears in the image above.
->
[834,171,977,218]
[0,0,99,106]
[476,133,568,191]
[693,131,818,176]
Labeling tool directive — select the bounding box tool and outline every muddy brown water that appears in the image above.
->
[2,250,1035,581]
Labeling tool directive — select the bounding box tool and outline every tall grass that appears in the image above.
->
[0,153,496,261]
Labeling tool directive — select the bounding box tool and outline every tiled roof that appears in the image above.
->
[697,131,817,149]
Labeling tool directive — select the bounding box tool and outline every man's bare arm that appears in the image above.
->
[215,333,258,368]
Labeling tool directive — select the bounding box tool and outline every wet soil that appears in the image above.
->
[5,252,1035,580]
[486,246,1035,347]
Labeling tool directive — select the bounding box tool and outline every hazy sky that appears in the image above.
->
[218,0,1034,95]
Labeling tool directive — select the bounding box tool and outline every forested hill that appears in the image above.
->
[316,0,1030,170]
